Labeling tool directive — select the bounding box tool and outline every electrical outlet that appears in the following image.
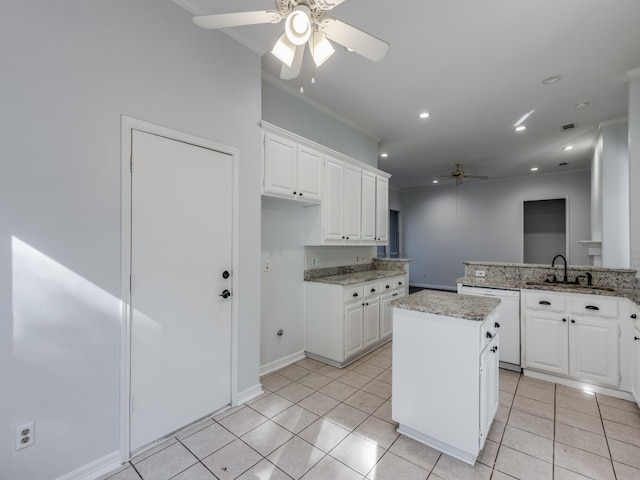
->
[311,257,319,267]
[16,422,34,451]
[475,270,486,277]
[264,260,270,272]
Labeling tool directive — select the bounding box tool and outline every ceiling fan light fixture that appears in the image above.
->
[272,33,297,67]
[285,6,312,45]
[310,32,335,67]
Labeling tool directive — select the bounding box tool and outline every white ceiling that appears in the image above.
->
[175,0,640,189]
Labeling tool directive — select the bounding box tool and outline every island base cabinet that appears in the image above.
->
[632,328,640,406]
[392,308,498,465]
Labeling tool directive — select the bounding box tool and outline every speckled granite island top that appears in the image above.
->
[391,290,500,321]
[307,269,405,285]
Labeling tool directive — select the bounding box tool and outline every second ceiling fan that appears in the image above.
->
[440,163,489,185]
[192,0,390,80]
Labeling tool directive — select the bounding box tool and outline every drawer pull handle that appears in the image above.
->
[585,305,600,311]
[539,300,551,306]
[486,332,493,339]
[634,336,640,341]
[352,293,359,297]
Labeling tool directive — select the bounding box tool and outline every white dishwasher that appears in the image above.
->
[459,285,521,370]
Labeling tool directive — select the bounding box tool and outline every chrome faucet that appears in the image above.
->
[551,254,568,283]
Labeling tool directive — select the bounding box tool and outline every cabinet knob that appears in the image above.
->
[562,318,567,322]
[353,292,359,297]
[219,289,231,299]
[222,270,230,279]
[364,302,369,306]
[371,288,376,293]
[486,332,493,339]
[293,191,297,195]
[386,285,390,289]
[399,282,403,285]
[571,319,576,324]
[631,314,637,319]
[494,322,500,328]
[491,346,498,353]
[634,336,640,341]
[299,193,303,196]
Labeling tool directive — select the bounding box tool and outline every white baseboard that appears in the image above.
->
[236,383,264,405]
[409,283,457,292]
[259,350,306,377]
[54,451,121,480]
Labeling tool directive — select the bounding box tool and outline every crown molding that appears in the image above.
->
[600,117,628,128]
[262,72,381,143]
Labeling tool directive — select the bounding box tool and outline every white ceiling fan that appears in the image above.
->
[192,0,390,80]
[440,163,489,185]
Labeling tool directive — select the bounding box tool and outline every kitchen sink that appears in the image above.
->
[524,281,616,292]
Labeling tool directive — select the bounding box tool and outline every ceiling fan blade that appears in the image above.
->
[462,175,489,180]
[320,18,390,62]
[193,10,282,30]
[280,45,304,80]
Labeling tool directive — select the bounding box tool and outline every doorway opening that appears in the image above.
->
[523,198,567,264]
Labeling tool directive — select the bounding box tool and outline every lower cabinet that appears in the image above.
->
[522,290,620,388]
[632,327,640,405]
[392,308,499,465]
[305,275,405,366]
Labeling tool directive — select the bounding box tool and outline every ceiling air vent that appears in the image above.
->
[561,123,575,131]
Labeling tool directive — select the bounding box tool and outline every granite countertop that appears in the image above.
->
[391,290,500,321]
[457,276,640,306]
[308,269,405,286]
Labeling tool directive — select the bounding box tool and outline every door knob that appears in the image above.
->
[220,289,231,299]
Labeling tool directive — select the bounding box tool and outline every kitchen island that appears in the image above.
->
[391,290,501,465]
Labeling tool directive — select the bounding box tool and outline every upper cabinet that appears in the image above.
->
[263,132,323,204]
[261,123,391,246]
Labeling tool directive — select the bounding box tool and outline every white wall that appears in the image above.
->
[0,1,261,478]
[403,172,591,289]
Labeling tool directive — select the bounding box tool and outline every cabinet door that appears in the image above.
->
[479,336,499,449]
[361,171,376,242]
[345,302,364,358]
[375,175,389,243]
[632,328,640,406]
[297,146,323,202]
[343,165,362,241]
[379,291,397,339]
[569,316,619,387]
[524,312,569,376]
[363,297,380,348]
[324,157,344,241]
[263,134,297,197]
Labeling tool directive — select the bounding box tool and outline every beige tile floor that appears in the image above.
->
[102,342,640,480]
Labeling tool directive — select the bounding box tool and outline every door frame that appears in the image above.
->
[119,116,240,460]
[520,195,570,264]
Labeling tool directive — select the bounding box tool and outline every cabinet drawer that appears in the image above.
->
[380,278,395,293]
[524,291,567,312]
[570,296,618,318]
[363,281,381,298]
[394,276,406,290]
[344,285,364,302]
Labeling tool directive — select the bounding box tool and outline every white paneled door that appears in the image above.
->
[129,130,232,451]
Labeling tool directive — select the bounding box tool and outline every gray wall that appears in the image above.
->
[262,79,379,166]
[403,172,591,289]
[629,72,640,273]
[0,1,262,478]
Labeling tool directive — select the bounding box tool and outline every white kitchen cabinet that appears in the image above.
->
[522,290,620,388]
[343,164,362,242]
[345,301,365,358]
[263,133,322,203]
[323,156,345,241]
[375,175,389,243]
[393,305,499,465]
[305,274,406,366]
[361,170,376,242]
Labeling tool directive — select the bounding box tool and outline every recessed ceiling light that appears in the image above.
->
[432,180,439,184]
[419,112,430,119]
[542,75,562,85]
[576,102,589,109]
[563,145,574,151]
[380,153,388,158]
[515,125,526,132]
[531,167,539,172]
